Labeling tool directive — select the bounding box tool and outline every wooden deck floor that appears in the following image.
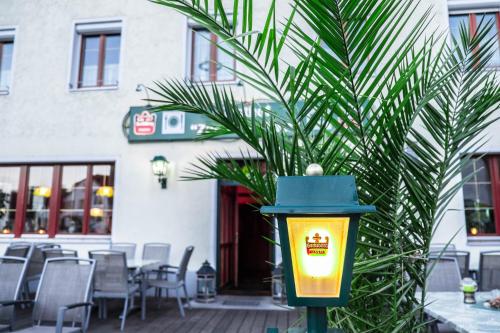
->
[88,299,305,333]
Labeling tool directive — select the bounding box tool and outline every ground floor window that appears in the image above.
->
[462,155,500,236]
[0,162,114,237]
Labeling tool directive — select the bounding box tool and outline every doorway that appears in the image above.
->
[217,184,273,295]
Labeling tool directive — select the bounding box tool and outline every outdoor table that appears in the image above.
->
[425,292,500,333]
[126,258,160,270]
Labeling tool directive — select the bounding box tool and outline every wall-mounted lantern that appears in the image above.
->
[261,165,375,333]
[151,155,170,189]
[196,260,216,303]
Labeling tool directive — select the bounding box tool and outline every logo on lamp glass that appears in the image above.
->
[134,111,157,136]
[305,233,329,256]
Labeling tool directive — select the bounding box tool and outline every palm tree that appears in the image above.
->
[148,0,500,331]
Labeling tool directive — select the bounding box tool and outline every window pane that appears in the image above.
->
[449,15,469,42]
[89,165,113,234]
[0,42,13,89]
[476,13,500,67]
[103,35,120,86]
[465,208,496,234]
[58,166,87,234]
[192,29,211,81]
[216,45,235,81]
[80,36,100,87]
[0,167,20,234]
[25,166,53,234]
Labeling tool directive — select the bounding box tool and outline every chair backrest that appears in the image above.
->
[26,243,61,279]
[479,251,500,291]
[142,243,171,266]
[4,244,32,258]
[32,258,95,327]
[89,250,129,293]
[429,250,470,278]
[110,243,136,260]
[426,256,462,292]
[0,256,28,325]
[429,243,456,252]
[42,249,78,261]
[177,246,194,282]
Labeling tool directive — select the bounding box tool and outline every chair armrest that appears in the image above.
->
[56,302,93,333]
[159,264,178,270]
[0,299,33,307]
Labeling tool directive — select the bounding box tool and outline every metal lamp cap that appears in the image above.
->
[306,164,323,176]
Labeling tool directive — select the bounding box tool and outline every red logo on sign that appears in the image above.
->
[134,111,156,136]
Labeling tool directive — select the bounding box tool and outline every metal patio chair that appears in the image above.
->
[42,249,78,261]
[429,243,456,253]
[4,244,32,258]
[479,251,500,291]
[429,250,470,278]
[110,243,136,260]
[0,256,29,332]
[89,250,145,331]
[426,256,462,292]
[142,243,171,298]
[1,257,95,333]
[146,246,194,317]
[24,243,61,297]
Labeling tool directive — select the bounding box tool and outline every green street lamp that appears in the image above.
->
[261,165,375,333]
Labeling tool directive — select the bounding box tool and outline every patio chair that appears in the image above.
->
[4,244,32,258]
[110,243,136,260]
[89,250,145,331]
[429,243,456,253]
[142,243,171,298]
[42,249,78,261]
[0,256,29,332]
[24,243,61,297]
[429,250,470,278]
[146,246,194,317]
[479,251,500,291]
[0,257,95,333]
[426,256,462,292]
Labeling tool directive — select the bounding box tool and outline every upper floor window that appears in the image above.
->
[0,162,115,237]
[462,155,500,236]
[70,20,122,90]
[0,28,15,94]
[449,12,500,68]
[189,27,235,82]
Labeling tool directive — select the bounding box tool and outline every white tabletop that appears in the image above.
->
[126,259,160,269]
[425,292,500,333]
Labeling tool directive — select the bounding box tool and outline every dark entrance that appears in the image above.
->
[218,184,273,295]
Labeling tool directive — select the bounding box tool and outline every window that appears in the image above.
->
[449,12,500,67]
[189,27,235,82]
[462,155,500,236]
[0,29,15,93]
[70,21,122,89]
[0,163,114,237]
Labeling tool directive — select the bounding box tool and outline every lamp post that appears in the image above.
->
[261,165,375,333]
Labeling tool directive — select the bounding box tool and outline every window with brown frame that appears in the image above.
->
[189,27,235,82]
[78,33,121,88]
[0,163,114,237]
[0,39,14,90]
[462,155,500,236]
[449,12,500,67]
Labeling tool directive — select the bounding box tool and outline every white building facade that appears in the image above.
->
[0,0,499,295]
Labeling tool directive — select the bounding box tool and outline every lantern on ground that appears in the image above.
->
[272,263,286,304]
[196,260,216,303]
[261,165,376,333]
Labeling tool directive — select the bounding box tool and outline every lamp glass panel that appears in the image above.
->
[286,217,350,298]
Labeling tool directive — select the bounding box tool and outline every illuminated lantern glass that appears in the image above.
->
[261,175,375,307]
[33,186,51,198]
[96,186,114,198]
[90,207,104,218]
[150,155,170,189]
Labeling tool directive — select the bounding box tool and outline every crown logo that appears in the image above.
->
[134,111,157,136]
[305,233,329,256]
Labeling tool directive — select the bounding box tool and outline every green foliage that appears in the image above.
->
[148,0,500,331]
